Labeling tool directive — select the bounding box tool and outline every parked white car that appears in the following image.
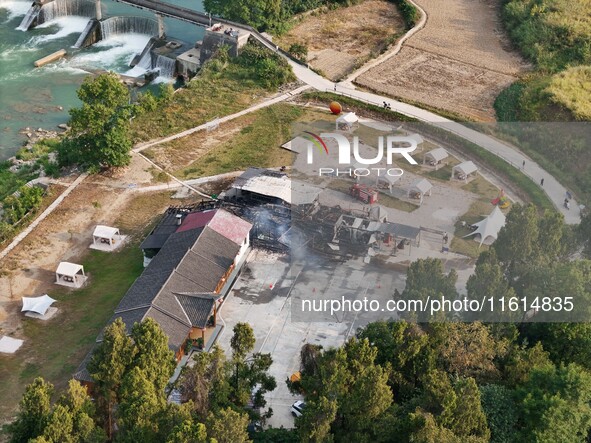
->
[291,400,305,417]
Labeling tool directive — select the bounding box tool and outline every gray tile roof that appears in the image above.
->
[73,349,95,383]
[144,307,191,351]
[175,293,218,329]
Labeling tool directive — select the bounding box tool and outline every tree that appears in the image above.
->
[131,318,176,393]
[58,73,134,172]
[203,0,281,30]
[178,344,230,417]
[3,185,44,224]
[480,384,517,443]
[117,367,165,442]
[338,339,393,436]
[523,322,591,370]
[492,205,568,294]
[579,209,591,258]
[502,342,552,386]
[87,318,135,439]
[7,377,54,443]
[206,407,251,443]
[296,396,337,443]
[357,321,433,398]
[38,405,74,443]
[400,258,457,321]
[229,322,276,409]
[408,411,462,443]
[231,322,256,361]
[428,322,502,381]
[165,419,208,443]
[517,363,591,442]
[421,371,490,441]
[288,43,308,62]
[466,249,517,322]
[296,339,393,441]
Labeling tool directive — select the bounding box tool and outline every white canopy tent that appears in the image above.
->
[424,148,448,169]
[91,225,122,251]
[464,206,506,246]
[336,112,358,131]
[408,178,433,205]
[376,174,401,193]
[407,133,424,147]
[452,161,478,181]
[21,295,56,316]
[55,262,86,288]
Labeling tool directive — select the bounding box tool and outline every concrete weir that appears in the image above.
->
[74,15,161,48]
[18,0,97,30]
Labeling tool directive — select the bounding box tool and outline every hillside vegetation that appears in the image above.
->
[547,66,591,120]
[502,0,591,73]
[497,0,591,121]
[495,0,591,201]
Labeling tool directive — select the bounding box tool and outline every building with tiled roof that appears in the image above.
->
[74,208,251,384]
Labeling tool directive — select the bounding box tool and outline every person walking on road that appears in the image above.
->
[522,160,525,169]
[540,178,544,186]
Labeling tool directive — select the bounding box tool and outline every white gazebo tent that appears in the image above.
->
[452,161,478,181]
[22,295,56,316]
[463,206,506,247]
[55,262,87,288]
[407,133,424,149]
[376,174,401,194]
[423,147,448,169]
[408,178,433,205]
[90,225,125,251]
[336,112,358,131]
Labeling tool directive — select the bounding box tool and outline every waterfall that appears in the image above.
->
[155,54,175,78]
[17,4,40,30]
[38,0,95,24]
[137,47,153,69]
[100,16,159,40]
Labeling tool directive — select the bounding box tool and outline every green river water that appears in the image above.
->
[0,0,205,160]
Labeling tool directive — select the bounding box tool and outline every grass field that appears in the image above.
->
[173,104,302,179]
[274,0,404,81]
[0,243,144,424]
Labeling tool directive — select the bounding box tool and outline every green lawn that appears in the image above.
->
[0,244,144,423]
[175,104,305,179]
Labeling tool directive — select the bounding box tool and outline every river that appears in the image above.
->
[0,0,205,160]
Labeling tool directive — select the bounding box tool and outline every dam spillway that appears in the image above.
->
[99,15,159,39]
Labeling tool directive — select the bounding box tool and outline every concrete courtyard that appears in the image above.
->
[216,242,474,429]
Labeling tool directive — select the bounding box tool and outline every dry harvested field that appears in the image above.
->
[275,0,405,81]
[356,0,530,121]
